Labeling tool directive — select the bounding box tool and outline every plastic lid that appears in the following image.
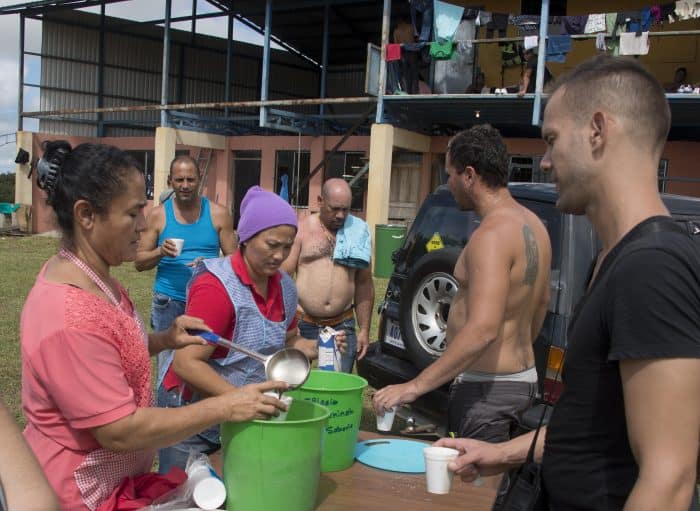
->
[192,477,226,510]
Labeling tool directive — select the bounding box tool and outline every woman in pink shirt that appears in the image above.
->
[20,141,288,511]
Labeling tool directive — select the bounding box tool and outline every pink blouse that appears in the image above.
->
[21,264,154,511]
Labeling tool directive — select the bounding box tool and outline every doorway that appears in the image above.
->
[232,150,261,228]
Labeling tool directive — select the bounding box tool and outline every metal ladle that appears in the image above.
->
[192,330,311,390]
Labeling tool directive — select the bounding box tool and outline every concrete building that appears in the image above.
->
[4,0,700,235]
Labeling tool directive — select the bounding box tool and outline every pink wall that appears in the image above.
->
[24,132,700,234]
[228,135,370,213]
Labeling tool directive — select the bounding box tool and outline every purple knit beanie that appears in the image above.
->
[237,186,298,243]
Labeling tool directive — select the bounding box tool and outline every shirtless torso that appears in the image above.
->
[447,202,551,375]
[284,213,356,317]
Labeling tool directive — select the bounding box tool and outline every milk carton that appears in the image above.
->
[318,326,342,371]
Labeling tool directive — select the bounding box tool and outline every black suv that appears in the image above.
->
[358,183,700,432]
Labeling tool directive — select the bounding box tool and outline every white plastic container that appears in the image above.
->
[375,406,396,432]
[186,459,226,510]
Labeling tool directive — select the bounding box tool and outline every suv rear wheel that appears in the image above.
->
[399,249,461,368]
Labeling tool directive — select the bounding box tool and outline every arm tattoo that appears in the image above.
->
[522,225,539,286]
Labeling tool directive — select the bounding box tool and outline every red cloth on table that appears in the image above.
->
[96,467,187,511]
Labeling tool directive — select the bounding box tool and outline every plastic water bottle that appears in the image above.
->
[186,458,226,510]
[318,326,341,371]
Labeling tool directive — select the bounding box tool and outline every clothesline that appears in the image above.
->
[394,29,700,47]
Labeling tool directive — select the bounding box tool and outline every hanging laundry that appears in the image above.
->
[675,0,693,20]
[650,5,662,24]
[605,13,621,55]
[620,32,650,55]
[661,2,678,22]
[386,44,402,62]
[563,15,588,35]
[524,35,538,50]
[410,0,433,42]
[595,33,607,51]
[433,0,465,42]
[500,42,523,67]
[584,13,607,33]
[430,40,454,60]
[511,14,540,35]
[478,10,492,28]
[486,13,509,38]
[434,19,476,94]
[623,10,644,36]
[546,34,571,63]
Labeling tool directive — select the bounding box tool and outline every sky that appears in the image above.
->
[0,0,283,174]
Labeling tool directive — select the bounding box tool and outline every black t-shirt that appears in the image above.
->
[526,57,553,93]
[542,217,700,510]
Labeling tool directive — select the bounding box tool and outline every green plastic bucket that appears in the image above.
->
[220,399,329,511]
[288,370,368,472]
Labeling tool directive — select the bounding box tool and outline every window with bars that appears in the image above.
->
[324,151,368,211]
[275,150,311,207]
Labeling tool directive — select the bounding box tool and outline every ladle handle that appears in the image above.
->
[189,330,268,364]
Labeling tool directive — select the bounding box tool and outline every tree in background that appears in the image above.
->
[0,174,15,203]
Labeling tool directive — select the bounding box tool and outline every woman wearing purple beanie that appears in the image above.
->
[156,186,346,473]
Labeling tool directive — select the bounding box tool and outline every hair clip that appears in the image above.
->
[36,147,69,193]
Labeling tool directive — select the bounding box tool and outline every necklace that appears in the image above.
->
[319,220,336,258]
[59,247,146,334]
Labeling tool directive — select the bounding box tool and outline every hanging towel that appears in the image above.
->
[433,0,465,42]
[279,174,289,202]
[524,35,538,50]
[333,214,371,269]
[430,40,454,59]
[584,13,606,33]
[619,31,650,55]
[386,43,402,61]
[546,34,571,63]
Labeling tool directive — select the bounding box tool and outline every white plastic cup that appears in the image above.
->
[376,407,396,432]
[187,463,226,510]
[169,238,184,256]
[264,391,293,421]
[423,446,459,494]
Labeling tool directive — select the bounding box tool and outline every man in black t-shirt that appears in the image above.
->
[517,49,553,97]
[436,55,700,511]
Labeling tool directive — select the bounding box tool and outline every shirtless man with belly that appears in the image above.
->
[282,178,375,372]
[373,125,552,443]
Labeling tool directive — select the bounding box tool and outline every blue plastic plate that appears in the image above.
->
[354,439,430,473]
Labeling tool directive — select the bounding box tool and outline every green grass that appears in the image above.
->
[0,234,388,429]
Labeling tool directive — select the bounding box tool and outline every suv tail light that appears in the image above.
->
[543,346,564,404]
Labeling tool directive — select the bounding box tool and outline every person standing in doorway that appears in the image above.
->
[282,178,374,372]
[135,155,236,405]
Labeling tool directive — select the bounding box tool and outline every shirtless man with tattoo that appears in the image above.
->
[282,178,374,372]
[373,125,552,443]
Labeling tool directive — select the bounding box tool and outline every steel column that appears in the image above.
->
[160,0,172,127]
[532,0,549,126]
[225,9,233,117]
[259,0,272,127]
[97,0,105,136]
[375,0,390,123]
[319,2,329,116]
[17,13,25,131]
